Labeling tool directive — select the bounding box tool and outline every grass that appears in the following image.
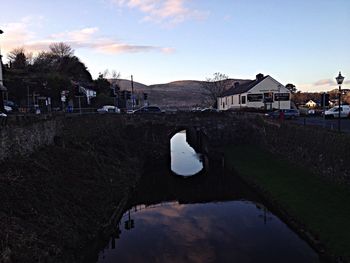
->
[225,145,350,261]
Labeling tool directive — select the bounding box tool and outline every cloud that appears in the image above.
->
[49,27,99,43]
[88,39,173,54]
[0,17,40,52]
[0,18,174,57]
[111,0,208,26]
[298,80,339,92]
[49,28,174,54]
[314,79,334,86]
[314,78,350,87]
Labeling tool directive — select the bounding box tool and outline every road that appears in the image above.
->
[291,116,350,133]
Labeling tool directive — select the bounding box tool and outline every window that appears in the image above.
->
[274,93,290,101]
[241,96,246,104]
[247,94,263,102]
[231,96,233,104]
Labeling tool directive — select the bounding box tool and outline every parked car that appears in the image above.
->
[201,108,219,113]
[307,109,315,115]
[4,100,18,111]
[265,109,300,119]
[324,105,350,119]
[4,105,12,113]
[97,105,120,113]
[133,106,162,114]
[191,107,202,112]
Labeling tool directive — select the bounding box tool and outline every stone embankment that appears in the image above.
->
[256,119,350,184]
[0,115,166,263]
[0,115,63,162]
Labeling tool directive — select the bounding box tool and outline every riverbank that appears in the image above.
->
[225,145,350,262]
[0,116,156,263]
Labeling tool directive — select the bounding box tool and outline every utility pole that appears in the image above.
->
[278,85,281,110]
[336,72,345,133]
[27,86,30,112]
[323,92,326,128]
[131,75,134,110]
[0,29,6,113]
[78,96,82,115]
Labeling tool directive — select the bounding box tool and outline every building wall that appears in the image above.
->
[218,94,241,110]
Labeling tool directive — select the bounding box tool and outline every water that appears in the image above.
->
[93,131,320,263]
[98,201,319,263]
[170,130,203,176]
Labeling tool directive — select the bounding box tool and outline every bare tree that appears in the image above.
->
[7,47,25,62]
[7,47,32,69]
[103,69,109,78]
[102,69,120,84]
[49,42,74,58]
[201,72,230,108]
[111,70,120,79]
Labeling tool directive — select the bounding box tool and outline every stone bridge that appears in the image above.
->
[0,111,258,167]
[112,112,259,165]
[2,111,350,185]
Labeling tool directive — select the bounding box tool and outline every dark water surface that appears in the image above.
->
[98,201,319,263]
[94,131,320,263]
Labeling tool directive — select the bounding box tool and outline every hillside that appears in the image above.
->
[110,78,249,109]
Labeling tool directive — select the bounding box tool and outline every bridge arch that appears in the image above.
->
[169,127,205,177]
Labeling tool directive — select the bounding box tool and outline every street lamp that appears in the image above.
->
[0,29,7,113]
[277,84,281,110]
[336,71,345,132]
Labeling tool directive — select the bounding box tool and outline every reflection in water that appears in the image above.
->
[171,130,203,176]
[92,142,320,263]
[98,201,319,263]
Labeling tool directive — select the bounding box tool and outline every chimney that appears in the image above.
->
[256,73,264,80]
[234,82,240,88]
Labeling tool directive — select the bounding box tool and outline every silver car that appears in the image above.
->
[265,109,300,119]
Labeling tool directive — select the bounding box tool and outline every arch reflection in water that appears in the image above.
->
[170,130,203,176]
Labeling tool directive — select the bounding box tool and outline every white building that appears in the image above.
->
[305,100,317,108]
[218,74,291,111]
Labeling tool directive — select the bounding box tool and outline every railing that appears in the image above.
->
[0,109,264,128]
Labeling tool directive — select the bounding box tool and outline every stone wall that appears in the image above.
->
[0,117,63,161]
[253,119,350,184]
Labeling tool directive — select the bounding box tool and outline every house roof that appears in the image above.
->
[220,75,269,97]
[306,100,316,103]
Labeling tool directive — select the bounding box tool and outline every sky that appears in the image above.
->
[0,0,349,92]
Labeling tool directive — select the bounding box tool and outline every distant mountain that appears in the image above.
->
[109,78,248,109]
[113,79,149,91]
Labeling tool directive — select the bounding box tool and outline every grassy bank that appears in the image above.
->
[225,145,350,262]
